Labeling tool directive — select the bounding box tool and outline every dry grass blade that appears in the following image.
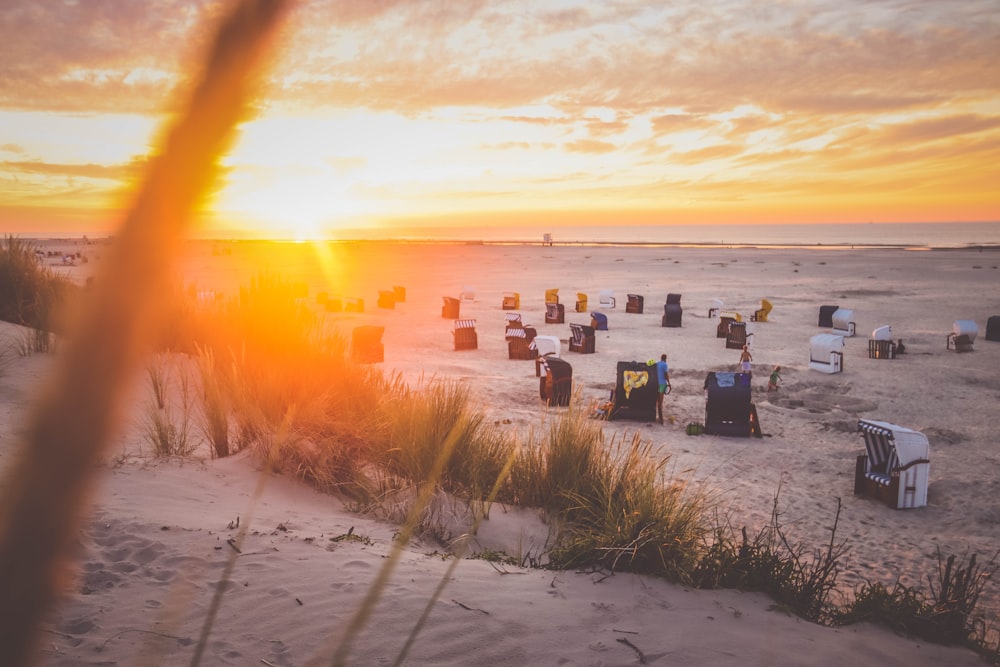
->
[0,1,290,664]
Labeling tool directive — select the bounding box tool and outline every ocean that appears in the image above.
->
[331,221,1000,249]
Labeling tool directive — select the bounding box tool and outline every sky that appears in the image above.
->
[1,0,999,240]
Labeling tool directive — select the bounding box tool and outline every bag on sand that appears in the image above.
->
[686,422,704,436]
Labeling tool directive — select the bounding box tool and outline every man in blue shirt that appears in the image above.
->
[655,354,670,424]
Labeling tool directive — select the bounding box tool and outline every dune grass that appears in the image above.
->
[0,236,75,333]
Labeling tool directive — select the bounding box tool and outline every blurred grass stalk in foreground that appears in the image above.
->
[0,1,290,664]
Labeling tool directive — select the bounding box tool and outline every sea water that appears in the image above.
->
[334,221,1000,248]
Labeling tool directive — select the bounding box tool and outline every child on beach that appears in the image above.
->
[768,366,781,392]
[738,345,752,376]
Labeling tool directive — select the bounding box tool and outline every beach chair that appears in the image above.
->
[502,291,520,310]
[625,294,644,314]
[504,312,524,330]
[324,295,343,312]
[986,316,1000,342]
[832,308,856,337]
[545,288,559,305]
[717,316,734,338]
[946,320,978,352]
[809,333,844,373]
[453,319,478,351]
[505,325,535,360]
[751,299,772,323]
[377,290,396,309]
[703,372,756,437]
[590,311,608,331]
[344,297,364,313]
[868,325,896,359]
[441,296,460,319]
[545,302,565,324]
[531,335,561,376]
[575,292,588,313]
[568,323,596,354]
[662,293,682,328]
[818,304,838,328]
[854,419,930,509]
[351,325,384,363]
[708,298,724,318]
[599,290,616,308]
[392,286,406,302]
[725,321,748,349]
[608,361,657,422]
[460,286,476,302]
[539,356,573,407]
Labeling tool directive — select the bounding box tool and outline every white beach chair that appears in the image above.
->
[854,419,930,509]
[808,333,844,373]
[831,308,856,337]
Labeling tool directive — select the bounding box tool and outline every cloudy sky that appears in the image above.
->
[1,0,998,239]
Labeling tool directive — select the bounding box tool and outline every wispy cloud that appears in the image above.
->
[0,0,997,231]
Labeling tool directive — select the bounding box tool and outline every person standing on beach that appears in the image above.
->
[655,354,670,425]
[738,344,752,377]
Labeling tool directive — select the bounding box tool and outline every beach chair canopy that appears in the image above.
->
[505,311,523,328]
[569,323,595,353]
[818,304,838,328]
[725,321,748,349]
[590,311,608,330]
[868,327,896,359]
[441,296,460,319]
[453,319,478,351]
[609,361,658,421]
[752,299,772,322]
[625,294,644,314]
[871,325,892,341]
[351,325,384,363]
[502,291,520,310]
[703,372,754,437]
[545,301,565,323]
[539,356,573,406]
[832,308,856,336]
[709,298,724,318]
[809,333,845,373]
[575,292,588,312]
[952,319,978,342]
[530,335,561,358]
[987,316,1000,342]
[507,323,536,360]
[810,333,844,357]
[545,288,559,304]
[599,290,616,308]
[948,320,978,352]
[854,419,930,509]
[662,293,682,328]
[377,290,396,309]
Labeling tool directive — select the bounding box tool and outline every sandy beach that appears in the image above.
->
[3,239,999,665]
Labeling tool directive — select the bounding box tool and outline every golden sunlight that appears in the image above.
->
[218,175,356,240]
